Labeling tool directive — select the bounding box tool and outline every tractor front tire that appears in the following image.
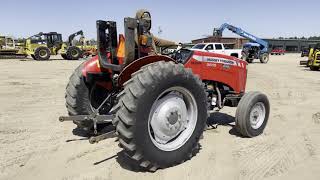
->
[260,53,269,63]
[34,46,50,60]
[235,91,270,137]
[113,61,208,171]
[66,46,82,60]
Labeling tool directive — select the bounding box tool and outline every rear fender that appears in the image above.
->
[118,55,176,86]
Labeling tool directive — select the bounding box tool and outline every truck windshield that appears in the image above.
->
[192,44,206,50]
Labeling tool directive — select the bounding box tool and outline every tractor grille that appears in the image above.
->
[317,54,320,60]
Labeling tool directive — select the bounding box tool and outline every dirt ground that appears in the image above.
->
[1,54,320,180]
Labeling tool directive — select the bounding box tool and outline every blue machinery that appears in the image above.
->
[213,23,269,54]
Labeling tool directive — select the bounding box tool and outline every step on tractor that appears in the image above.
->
[25,31,93,60]
[213,23,270,64]
[59,13,270,171]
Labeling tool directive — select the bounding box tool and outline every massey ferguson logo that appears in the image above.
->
[192,55,245,68]
[205,57,236,65]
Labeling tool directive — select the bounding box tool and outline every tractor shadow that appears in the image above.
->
[92,150,149,172]
[206,112,244,138]
[74,113,243,172]
[114,144,202,172]
[66,124,115,142]
[93,113,243,172]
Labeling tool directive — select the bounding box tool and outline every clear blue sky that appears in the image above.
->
[1,0,319,42]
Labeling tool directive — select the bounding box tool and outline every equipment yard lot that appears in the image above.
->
[1,54,320,180]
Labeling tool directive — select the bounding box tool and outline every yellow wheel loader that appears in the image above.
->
[25,32,83,60]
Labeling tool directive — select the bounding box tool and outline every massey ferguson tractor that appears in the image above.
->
[59,12,270,171]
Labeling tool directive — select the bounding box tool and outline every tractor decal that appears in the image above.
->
[193,55,238,66]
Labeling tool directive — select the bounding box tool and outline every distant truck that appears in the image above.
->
[191,43,242,58]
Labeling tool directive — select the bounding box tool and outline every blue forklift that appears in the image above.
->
[213,23,269,63]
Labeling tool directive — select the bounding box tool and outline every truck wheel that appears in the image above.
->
[260,53,269,63]
[61,54,68,60]
[310,66,319,71]
[34,46,50,60]
[65,62,112,130]
[113,61,208,171]
[235,91,270,137]
[66,46,82,60]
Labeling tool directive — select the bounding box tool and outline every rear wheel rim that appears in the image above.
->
[148,86,198,151]
[249,102,266,129]
[71,49,79,57]
[39,49,47,58]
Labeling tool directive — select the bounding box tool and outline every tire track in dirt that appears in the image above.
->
[234,133,317,180]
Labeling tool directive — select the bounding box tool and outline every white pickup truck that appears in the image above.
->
[191,43,242,58]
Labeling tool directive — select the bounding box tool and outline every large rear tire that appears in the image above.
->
[235,91,270,137]
[34,46,50,60]
[65,62,112,130]
[113,61,208,171]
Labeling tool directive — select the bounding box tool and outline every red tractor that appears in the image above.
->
[60,16,270,171]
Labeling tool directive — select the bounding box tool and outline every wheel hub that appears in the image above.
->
[39,50,47,57]
[71,50,78,56]
[150,94,187,144]
[148,86,198,152]
[167,111,179,125]
[250,102,266,129]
